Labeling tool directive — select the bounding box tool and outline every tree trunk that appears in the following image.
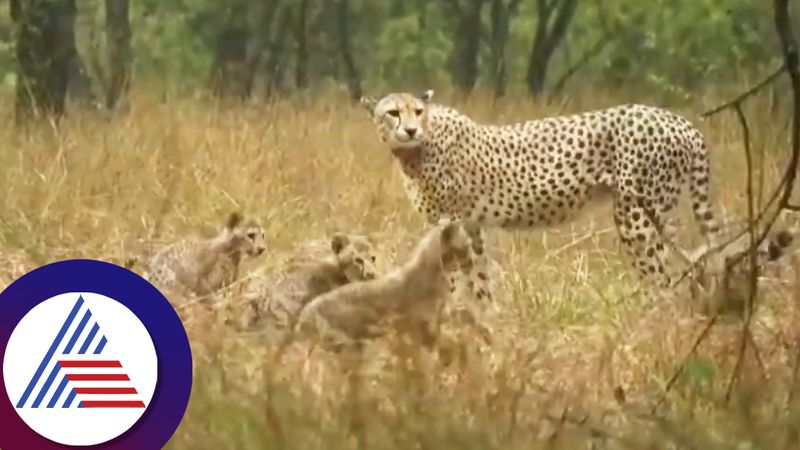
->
[243,0,283,97]
[293,0,311,90]
[210,11,251,99]
[489,0,522,98]
[526,0,578,96]
[448,0,485,94]
[105,0,131,110]
[67,38,96,103]
[12,0,77,122]
[335,0,361,100]
[264,8,292,99]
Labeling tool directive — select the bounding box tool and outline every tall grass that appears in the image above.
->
[1,86,799,449]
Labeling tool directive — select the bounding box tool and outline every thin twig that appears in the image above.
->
[661,0,800,407]
[652,312,719,412]
[701,66,785,118]
[724,103,759,402]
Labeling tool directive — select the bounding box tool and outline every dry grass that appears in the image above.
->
[2,87,800,449]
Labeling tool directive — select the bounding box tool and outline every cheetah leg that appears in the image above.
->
[464,225,493,302]
[613,192,672,289]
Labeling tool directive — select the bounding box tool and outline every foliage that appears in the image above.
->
[0,0,783,99]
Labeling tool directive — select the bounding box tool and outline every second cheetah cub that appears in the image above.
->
[243,233,381,331]
[295,219,475,350]
[142,212,266,297]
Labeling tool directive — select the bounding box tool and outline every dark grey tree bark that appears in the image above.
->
[292,0,311,90]
[526,0,579,96]
[445,0,486,94]
[334,0,362,100]
[105,0,132,109]
[263,8,292,99]
[242,0,283,97]
[12,0,77,121]
[210,7,250,99]
[488,0,522,98]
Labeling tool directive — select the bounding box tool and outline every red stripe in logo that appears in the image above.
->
[81,401,146,408]
[66,374,130,381]
[59,360,122,368]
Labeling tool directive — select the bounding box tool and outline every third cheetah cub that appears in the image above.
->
[142,212,266,298]
[295,219,475,350]
[243,233,380,331]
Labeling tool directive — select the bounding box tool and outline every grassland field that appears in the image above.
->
[1,86,800,449]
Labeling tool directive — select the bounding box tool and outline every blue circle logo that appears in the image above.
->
[0,259,192,449]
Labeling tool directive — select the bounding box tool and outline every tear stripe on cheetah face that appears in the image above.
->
[360,90,433,151]
[142,212,267,298]
[294,219,474,351]
[362,90,720,290]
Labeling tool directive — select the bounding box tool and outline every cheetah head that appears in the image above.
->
[330,233,380,281]
[359,90,434,150]
[222,212,267,258]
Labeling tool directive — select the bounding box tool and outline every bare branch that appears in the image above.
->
[724,103,759,402]
[701,66,785,118]
[552,32,612,92]
[658,0,800,407]
[653,313,719,412]
[774,0,800,214]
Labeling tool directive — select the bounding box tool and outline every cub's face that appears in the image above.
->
[331,234,380,282]
[224,212,267,258]
[360,90,434,149]
[439,220,475,274]
[237,221,267,257]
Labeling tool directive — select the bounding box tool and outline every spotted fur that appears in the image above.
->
[243,233,381,331]
[295,219,475,351]
[360,90,720,296]
[142,212,267,298]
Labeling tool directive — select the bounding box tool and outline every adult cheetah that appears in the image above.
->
[360,90,720,298]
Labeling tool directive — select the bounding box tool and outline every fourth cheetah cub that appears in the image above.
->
[142,212,266,298]
[295,219,475,350]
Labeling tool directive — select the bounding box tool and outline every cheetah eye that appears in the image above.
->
[414,109,423,116]
[370,256,376,262]
[246,232,257,240]
[354,257,364,266]
[386,109,400,118]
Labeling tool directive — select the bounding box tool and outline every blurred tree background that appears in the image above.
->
[0,0,782,118]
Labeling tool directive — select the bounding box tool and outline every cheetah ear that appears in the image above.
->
[359,96,378,114]
[331,233,350,255]
[419,89,434,103]
[226,212,244,230]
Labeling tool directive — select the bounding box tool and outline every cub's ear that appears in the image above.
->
[419,89,434,103]
[226,212,244,230]
[359,96,378,114]
[331,233,350,255]
[461,219,480,237]
[440,221,460,245]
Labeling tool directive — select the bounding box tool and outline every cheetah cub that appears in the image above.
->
[243,233,380,331]
[295,219,475,350]
[142,212,266,298]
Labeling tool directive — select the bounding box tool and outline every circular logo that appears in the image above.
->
[0,260,192,450]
